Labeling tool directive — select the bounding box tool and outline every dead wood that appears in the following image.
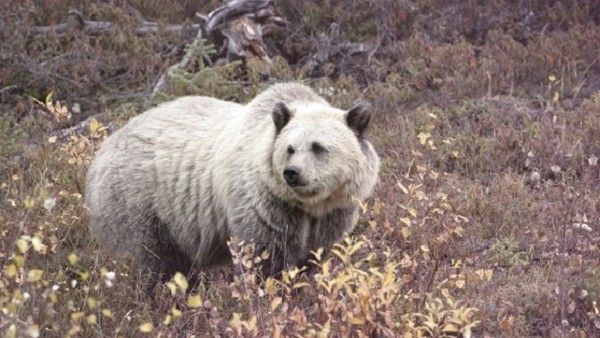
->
[204,0,285,62]
[33,10,200,37]
[152,0,286,96]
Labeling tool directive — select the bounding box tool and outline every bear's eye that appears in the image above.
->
[311,142,326,154]
[287,146,295,154]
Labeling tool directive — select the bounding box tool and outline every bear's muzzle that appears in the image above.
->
[283,165,301,186]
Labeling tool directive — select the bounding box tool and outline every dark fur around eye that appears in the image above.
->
[287,145,295,154]
[311,142,326,154]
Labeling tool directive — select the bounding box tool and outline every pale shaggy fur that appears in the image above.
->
[85,82,380,281]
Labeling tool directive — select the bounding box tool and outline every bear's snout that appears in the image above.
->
[283,166,301,186]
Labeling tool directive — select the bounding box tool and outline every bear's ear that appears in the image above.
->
[272,102,292,133]
[346,102,372,138]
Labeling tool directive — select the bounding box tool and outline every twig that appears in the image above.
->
[19,54,83,87]
[0,85,17,94]
[367,29,385,66]
[205,0,273,35]
[49,114,102,139]
[419,241,448,311]
[558,216,567,330]
[558,186,578,332]
[30,10,200,37]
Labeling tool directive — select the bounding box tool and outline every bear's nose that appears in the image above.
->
[283,166,300,186]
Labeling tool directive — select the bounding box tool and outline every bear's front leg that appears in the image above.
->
[230,206,311,278]
[239,223,309,278]
[305,207,359,261]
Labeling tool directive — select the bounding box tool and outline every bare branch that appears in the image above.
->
[32,15,200,37]
[151,0,285,97]
[206,0,273,35]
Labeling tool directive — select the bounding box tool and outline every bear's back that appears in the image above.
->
[85,95,244,256]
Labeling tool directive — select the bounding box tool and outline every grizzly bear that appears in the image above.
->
[85,82,379,283]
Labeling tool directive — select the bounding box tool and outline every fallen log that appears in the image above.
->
[33,10,200,37]
[152,0,286,96]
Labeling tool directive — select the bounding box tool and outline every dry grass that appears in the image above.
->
[1,0,600,337]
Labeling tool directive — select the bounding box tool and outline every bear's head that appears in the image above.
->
[269,101,379,215]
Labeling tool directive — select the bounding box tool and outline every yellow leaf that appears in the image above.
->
[400,217,411,226]
[230,313,243,335]
[166,281,177,295]
[347,315,366,325]
[31,237,44,252]
[553,91,560,102]
[89,118,101,134]
[400,254,413,268]
[408,207,418,217]
[23,198,35,209]
[417,132,431,145]
[4,264,17,277]
[6,324,16,338]
[397,182,409,194]
[288,279,310,293]
[6,302,17,314]
[264,278,277,296]
[368,220,377,230]
[87,297,97,309]
[441,288,450,298]
[271,297,283,311]
[26,325,40,338]
[466,271,479,283]
[27,269,44,282]
[15,238,28,253]
[441,202,453,211]
[420,245,430,253]
[45,91,54,105]
[246,315,257,331]
[171,306,182,318]
[548,74,556,82]
[43,198,56,212]
[78,271,90,280]
[172,272,188,292]
[86,314,97,325]
[288,267,301,279]
[139,322,154,333]
[401,226,411,239]
[187,294,202,308]
[163,314,172,325]
[484,269,493,281]
[101,309,113,318]
[443,323,459,332]
[14,255,25,267]
[68,253,79,265]
[70,311,85,321]
[373,201,384,214]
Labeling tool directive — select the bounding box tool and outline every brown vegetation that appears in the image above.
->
[1,0,600,336]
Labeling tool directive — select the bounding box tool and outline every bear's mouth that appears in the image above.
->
[292,184,321,198]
